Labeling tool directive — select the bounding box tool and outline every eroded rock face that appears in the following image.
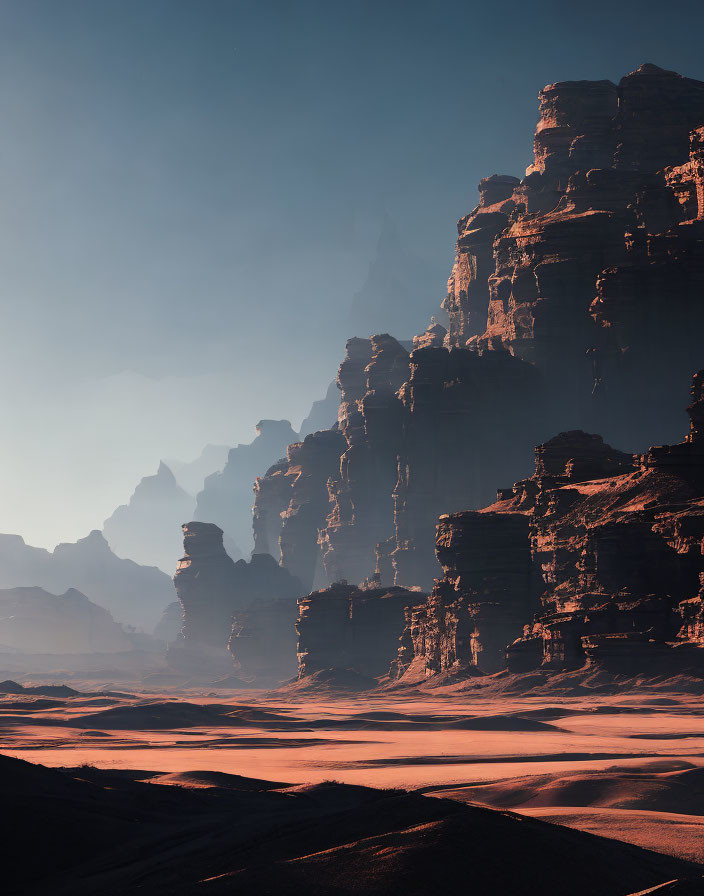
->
[395,512,534,677]
[169,522,303,680]
[252,430,346,592]
[254,65,704,608]
[194,419,299,557]
[396,372,704,679]
[319,335,412,586]
[296,582,427,679]
[172,522,239,649]
[407,380,704,678]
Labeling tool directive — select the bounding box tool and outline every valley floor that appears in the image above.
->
[4,677,704,868]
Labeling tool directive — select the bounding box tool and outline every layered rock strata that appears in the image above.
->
[396,372,704,680]
[267,65,704,596]
[252,429,346,592]
[169,521,302,679]
[296,581,427,679]
[319,334,412,585]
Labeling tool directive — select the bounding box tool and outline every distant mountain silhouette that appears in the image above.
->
[0,530,174,631]
[194,420,299,555]
[0,585,130,654]
[347,216,443,339]
[103,462,196,573]
[164,444,231,496]
[299,381,340,437]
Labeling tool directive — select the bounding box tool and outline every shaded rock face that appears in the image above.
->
[268,65,704,596]
[194,419,299,557]
[170,521,303,680]
[172,522,239,649]
[296,582,427,679]
[252,429,346,593]
[103,462,196,573]
[0,530,174,632]
[153,601,182,643]
[0,586,130,654]
[397,374,704,679]
[389,345,544,589]
[319,334,412,586]
[396,512,534,677]
[445,64,704,450]
[229,596,299,685]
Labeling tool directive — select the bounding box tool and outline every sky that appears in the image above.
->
[0,0,703,548]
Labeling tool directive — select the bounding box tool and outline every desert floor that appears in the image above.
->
[3,678,704,865]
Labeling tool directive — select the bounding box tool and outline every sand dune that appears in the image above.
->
[1,753,697,896]
[3,680,704,888]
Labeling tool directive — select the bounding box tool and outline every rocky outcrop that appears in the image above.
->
[252,429,346,592]
[0,586,131,654]
[395,512,534,677]
[229,597,299,685]
[194,419,299,557]
[318,334,412,586]
[171,522,240,653]
[256,65,704,611]
[396,371,704,679]
[395,369,704,680]
[169,522,303,680]
[389,345,543,589]
[296,582,427,679]
[103,462,196,573]
[0,529,174,631]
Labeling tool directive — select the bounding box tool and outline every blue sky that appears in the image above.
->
[0,0,702,546]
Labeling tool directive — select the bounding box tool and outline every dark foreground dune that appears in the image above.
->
[5,680,704,892]
[1,753,700,896]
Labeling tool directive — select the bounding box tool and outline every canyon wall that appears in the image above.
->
[168,521,302,681]
[396,372,704,679]
[296,582,427,679]
[265,65,704,597]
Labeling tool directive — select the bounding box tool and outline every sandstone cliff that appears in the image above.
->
[296,581,427,680]
[269,64,704,596]
[396,371,704,680]
[168,521,302,681]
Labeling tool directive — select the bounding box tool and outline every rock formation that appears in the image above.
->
[319,334,413,585]
[396,371,704,680]
[194,419,299,557]
[169,521,303,681]
[0,586,131,654]
[0,529,174,631]
[296,581,427,679]
[253,429,346,592]
[264,64,704,599]
[103,462,196,573]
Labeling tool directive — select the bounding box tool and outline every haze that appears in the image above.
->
[0,0,701,548]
